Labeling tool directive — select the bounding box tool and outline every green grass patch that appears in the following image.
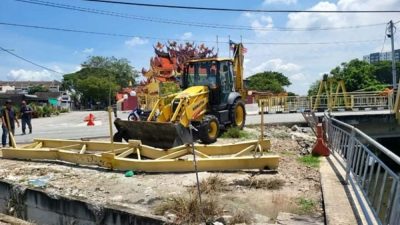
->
[221,127,250,139]
[298,155,320,168]
[281,151,295,156]
[297,197,316,214]
[271,131,291,139]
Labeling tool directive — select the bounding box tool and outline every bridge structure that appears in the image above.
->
[322,113,400,225]
[251,90,400,225]
[254,91,396,115]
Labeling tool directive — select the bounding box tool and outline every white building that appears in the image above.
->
[0,85,15,93]
[0,80,62,94]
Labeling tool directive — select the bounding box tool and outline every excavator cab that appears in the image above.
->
[182,59,234,108]
[113,43,246,149]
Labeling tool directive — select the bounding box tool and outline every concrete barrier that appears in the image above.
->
[0,180,166,225]
[245,103,259,115]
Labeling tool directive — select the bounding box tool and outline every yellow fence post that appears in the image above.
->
[260,101,264,142]
[108,106,114,153]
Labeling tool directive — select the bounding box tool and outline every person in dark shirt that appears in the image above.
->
[1,100,20,147]
[20,100,33,135]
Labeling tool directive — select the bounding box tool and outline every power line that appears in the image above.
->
[245,39,382,45]
[0,46,63,74]
[0,22,383,45]
[0,22,213,43]
[81,0,400,13]
[15,0,391,32]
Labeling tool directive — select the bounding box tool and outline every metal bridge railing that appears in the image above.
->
[324,113,400,225]
[311,91,393,111]
[256,91,393,113]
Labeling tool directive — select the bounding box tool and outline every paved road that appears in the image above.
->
[13,111,116,144]
[246,113,306,125]
[11,108,390,144]
[10,110,307,145]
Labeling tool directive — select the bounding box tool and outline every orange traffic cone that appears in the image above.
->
[312,123,330,156]
[87,113,95,126]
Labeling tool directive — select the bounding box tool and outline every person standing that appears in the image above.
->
[20,100,33,134]
[1,100,20,147]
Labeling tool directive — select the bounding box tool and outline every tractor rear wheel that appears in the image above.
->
[198,115,220,144]
[230,99,246,129]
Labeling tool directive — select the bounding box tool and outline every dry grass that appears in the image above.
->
[269,194,298,219]
[233,177,285,190]
[155,175,254,224]
[228,209,253,225]
[194,175,228,194]
[154,193,222,224]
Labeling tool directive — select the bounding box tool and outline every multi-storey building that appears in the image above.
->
[363,49,400,63]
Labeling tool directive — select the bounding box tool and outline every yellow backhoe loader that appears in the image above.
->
[113,42,247,149]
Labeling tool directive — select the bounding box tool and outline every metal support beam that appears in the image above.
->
[0,138,279,173]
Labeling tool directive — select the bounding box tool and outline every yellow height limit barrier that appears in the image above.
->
[0,138,279,172]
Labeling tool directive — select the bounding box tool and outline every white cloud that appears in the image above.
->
[181,32,193,40]
[7,69,61,81]
[287,0,400,29]
[241,0,400,95]
[82,48,94,54]
[290,73,306,81]
[287,2,343,29]
[125,37,149,47]
[243,13,274,36]
[251,58,301,74]
[74,65,82,72]
[264,0,297,5]
[52,65,64,73]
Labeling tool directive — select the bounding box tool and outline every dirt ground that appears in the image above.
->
[0,125,323,224]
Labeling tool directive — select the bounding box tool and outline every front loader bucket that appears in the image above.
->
[113,118,192,149]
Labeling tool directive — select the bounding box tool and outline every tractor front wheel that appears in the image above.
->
[198,115,220,144]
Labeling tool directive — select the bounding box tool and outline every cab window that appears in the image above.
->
[187,61,218,87]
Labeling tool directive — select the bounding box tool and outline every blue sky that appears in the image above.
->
[1,0,400,94]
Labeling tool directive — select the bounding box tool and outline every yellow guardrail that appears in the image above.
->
[256,91,394,113]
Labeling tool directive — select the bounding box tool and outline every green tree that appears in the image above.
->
[62,56,139,107]
[28,85,48,94]
[307,59,400,95]
[307,80,320,96]
[373,61,400,85]
[330,59,379,91]
[247,71,291,93]
[82,56,138,87]
[76,76,119,104]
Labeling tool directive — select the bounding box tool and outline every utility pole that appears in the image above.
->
[388,20,397,89]
[216,35,219,55]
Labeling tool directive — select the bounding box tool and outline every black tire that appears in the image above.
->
[230,99,246,129]
[113,132,123,142]
[128,114,138,121]
[198,115,220,144]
